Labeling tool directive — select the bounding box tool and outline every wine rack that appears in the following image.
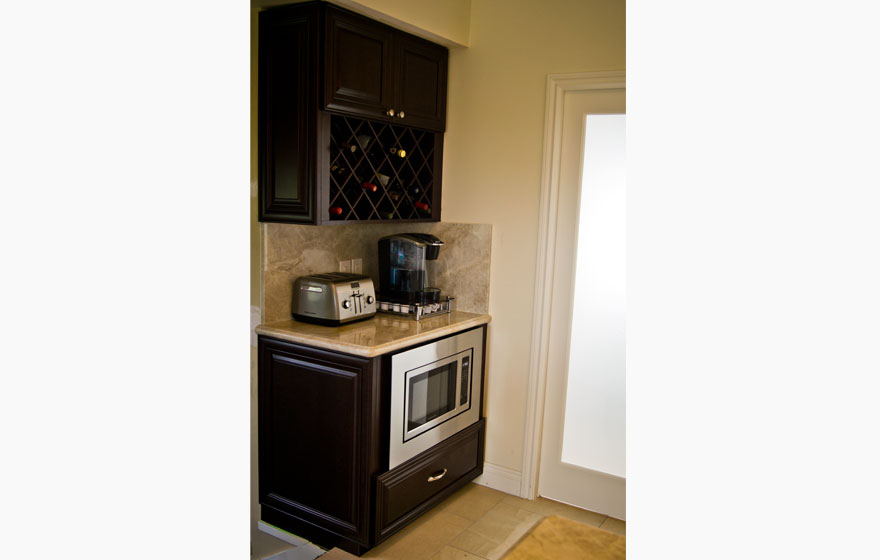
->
[327,115,438,222]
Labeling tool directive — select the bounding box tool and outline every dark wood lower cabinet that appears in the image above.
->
[258,332,486,556]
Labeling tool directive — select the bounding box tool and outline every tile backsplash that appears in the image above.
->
[262,222,492,323]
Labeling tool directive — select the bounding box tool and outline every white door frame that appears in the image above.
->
[520,70,626,500]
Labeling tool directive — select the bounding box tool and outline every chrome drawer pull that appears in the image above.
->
[427,468,448,482]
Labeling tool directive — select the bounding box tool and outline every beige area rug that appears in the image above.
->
[502,515,626,560]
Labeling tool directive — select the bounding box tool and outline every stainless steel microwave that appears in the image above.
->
[389,327,483,469]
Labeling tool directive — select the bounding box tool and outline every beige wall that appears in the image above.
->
[253,0,472,46]
[331,0,472,46]
[441,0,625,472]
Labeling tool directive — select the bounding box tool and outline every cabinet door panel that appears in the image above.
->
[325,8,394,119]
[267,354,359,524]
[258,338,380,544]
[395,36,447,132]
[259,7,318,223]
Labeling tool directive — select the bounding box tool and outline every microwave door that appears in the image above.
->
[403,353,466,442]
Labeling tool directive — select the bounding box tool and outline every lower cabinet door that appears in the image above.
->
[258,336,382,550]
[375,419,485,542]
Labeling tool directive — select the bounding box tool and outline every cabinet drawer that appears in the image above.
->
[375,420,484,541]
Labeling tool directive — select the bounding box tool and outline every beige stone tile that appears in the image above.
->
[429,545,490,560]
[363,510,473,560]
[436,483,507,522]
[499,495,607,528]
[598,516,626,536]
[448,502,543,560]
[261,222,493,321]
[318,549,360,560]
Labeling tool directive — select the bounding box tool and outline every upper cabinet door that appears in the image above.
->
[259,5,320,223]
[324,7,394,120]
[394,35,447,132]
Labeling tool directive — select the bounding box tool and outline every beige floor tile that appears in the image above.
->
[363,510,473,560]
[598,516,626,536]
[499,495,607,528]
[448,502,543,560]
[436,483,507,522]
[318,549,360,560]
[251,528,294,560]
[429,545,490,560]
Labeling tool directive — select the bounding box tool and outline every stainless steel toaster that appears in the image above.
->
[292,273,377,325]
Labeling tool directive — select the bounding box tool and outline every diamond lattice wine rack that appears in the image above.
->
[326,115,440,222]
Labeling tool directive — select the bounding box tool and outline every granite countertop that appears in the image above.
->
[255,310,491,357]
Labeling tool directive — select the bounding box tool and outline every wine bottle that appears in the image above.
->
[329,206,343,216]
[338,142,357,153]
[415,201,430,213]
[407,184,422,197]
[388,189,403,202]
[356,134,372,151]
[375,173,391,188]
[362,181,378,193]
[366,145,384,163]
[389,147,406,158]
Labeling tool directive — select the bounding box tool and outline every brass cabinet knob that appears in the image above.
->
[398,111,405,119]
[386,108,396,117]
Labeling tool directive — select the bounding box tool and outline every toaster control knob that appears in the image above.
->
[366,295,374,304]
[341,300,351,309]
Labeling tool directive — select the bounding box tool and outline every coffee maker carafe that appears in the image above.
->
[378,233,444,305]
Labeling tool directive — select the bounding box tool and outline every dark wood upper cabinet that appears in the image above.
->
[394,34,448,131]
[258,2,448,225]
[324,9,395,119]
[258,4,320,223]
[325,6,448,132]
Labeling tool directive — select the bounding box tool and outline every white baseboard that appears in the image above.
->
[257,520,309,548]
[473,462,523,496]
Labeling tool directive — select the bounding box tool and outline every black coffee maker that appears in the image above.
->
[378,233,444,305]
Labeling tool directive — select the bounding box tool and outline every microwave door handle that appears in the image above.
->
[458,356,470,409]
[455,356,470,410]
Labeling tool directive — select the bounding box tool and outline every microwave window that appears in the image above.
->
[407,362,458,432]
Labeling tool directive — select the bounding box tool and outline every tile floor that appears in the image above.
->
[253,483,625,560]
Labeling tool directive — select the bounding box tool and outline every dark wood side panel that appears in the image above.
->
[258,337,382,546]
[430,131,443,222]
[395,35,448,132]
[258,4,320,223]
[324,6,394,120]
[315,111,332,223]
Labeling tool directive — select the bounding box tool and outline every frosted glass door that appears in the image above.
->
[537,83,625,520]
[560,114,626,478]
